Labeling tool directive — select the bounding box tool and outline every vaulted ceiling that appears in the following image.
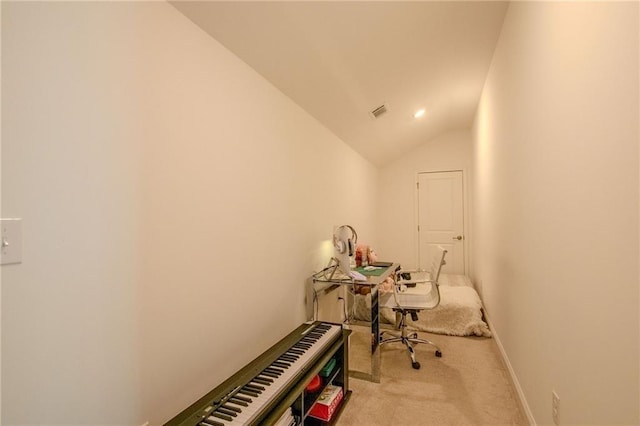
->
[171,1,509,166]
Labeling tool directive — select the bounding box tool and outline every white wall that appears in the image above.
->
[377,129,472,269]
[472,2,639,424]
[1,2,378,425]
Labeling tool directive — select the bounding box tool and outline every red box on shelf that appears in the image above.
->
[308,385,344,422]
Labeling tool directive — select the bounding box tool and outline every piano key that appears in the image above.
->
[279,354,297,362]
[222,404,242,413]
[217,407,238,417]
[228,397,249,407]
[271,361,290,369]
[242,387,262,395]
[210,412,233,422]
[237,389,259,398]
[245,383,265,391]
[232,395,252,403]
[200,419,224,426]
[252,377,272,385]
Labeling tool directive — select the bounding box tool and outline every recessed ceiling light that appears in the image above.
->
[414,109,426,118]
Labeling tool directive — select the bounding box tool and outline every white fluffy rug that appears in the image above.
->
[380,284,492,337]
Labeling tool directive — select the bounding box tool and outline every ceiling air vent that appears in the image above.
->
[369,104,389,119]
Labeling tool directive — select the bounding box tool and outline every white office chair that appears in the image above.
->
[380,246,448,369]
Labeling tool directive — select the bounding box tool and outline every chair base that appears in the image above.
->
[380,311,442,369]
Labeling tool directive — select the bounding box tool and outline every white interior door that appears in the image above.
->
[417,171,465,274]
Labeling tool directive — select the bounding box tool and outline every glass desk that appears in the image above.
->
[312,262,399,383]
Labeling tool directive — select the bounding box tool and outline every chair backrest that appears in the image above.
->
[421,246,447,308]
[429,246,448,285]
[392,246,447,310]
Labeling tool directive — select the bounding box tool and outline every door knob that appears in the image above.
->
[453,235,463,241]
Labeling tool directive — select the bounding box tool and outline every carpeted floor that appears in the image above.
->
[336,327,528,425]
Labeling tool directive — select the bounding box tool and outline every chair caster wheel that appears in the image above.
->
[435,351,442,357]
[412,361,421,369]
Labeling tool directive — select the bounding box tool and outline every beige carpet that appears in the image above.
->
[337,327,528,425]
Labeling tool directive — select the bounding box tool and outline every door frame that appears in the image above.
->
[413,169,470,274]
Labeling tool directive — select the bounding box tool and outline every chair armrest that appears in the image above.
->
[396,269,428,274]
[395,269,434,286]
[399,278,435,286]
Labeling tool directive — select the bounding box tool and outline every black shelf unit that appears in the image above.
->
[290,329,351,425]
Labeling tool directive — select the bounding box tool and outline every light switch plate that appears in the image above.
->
[1,218,22,265]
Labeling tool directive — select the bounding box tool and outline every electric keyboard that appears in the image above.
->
[165,321,349,426]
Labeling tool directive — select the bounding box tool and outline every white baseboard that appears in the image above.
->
[483,309,536,425]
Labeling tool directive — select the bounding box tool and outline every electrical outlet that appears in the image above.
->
[552,390,560,425]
